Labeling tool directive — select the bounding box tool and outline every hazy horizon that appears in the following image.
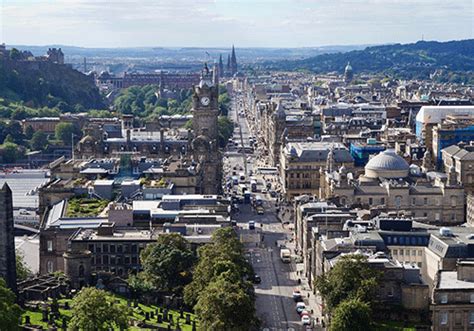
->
[1,0,473,48]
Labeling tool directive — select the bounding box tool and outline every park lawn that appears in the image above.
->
[375,320,417,331]
[23,296,198,331]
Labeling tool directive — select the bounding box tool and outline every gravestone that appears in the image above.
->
[180,308,184,318]
[157,314,163,323]
[151,311,154,319]
[25,315,31,325]
[145,312,150,320]
[185,314,191,325]
[169,315,174,325]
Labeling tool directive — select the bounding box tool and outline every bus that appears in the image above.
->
[250,179,257,192]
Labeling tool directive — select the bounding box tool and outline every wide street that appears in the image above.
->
[223,91,311,331]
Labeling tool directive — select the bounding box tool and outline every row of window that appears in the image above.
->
[440,311,474,325]
[391,248,424,257]
[439,293,474,304]
[386,236,429,246]
[87,243,146,254]
[92,254,140,266]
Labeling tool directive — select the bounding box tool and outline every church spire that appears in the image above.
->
[226,54,231,73]
[230,45,237,75]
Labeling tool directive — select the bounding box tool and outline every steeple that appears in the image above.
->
[326,147,335,173]
[230,45,237,75]
[226,54,231,73]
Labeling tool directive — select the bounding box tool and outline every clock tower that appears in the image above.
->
[191,63,222,194]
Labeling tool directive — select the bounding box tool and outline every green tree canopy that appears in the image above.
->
[217,116,234,148]
[184,227,253,307]
[55,122,80,145]
[140,233,195,293]
[0,142,24,163]
[0,278,23,331]
[194,276,257,331]
[69,287,130,331]
[330,298,374,331]
[314,254,380,313]
[30,131,48,151]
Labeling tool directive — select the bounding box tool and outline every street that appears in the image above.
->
[223,91,312,331]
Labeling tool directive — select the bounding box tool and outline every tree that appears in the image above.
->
[140,233,195,293]
[30,131,48,151]
[0,278,23,331]
[69,287,130,331]
[217,116,234,148]
[194,276,257,331]
[184,227,253,307]
[24,125,34,140]
[330,299,374,331]
[55,122,79,145]
[16,250,32,281]
[0,142,23,163]
[127,272,155,300]
[314,254,380,312]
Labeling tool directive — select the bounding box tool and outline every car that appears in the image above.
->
[252,274,261,284]
[301,315,311,326]
[261,189,267,194]
[292,289,302,301]
[248,220,255,230]
[19,209,29,215]
[296,302,306,314]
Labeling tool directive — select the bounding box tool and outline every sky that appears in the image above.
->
[1,0,473,48]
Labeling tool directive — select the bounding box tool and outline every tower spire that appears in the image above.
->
[230,45,237,75]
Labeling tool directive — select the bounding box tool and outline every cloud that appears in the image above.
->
[1,0,473,47]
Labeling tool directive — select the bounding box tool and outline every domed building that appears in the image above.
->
[322,149,465,225]
[365,150,409,179]
[344,62,354,84]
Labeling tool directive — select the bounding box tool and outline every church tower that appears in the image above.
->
[218,54,224,77]
[191,63,222,194]
[0,183,17,292]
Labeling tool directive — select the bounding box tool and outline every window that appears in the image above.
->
[369,198,373,205]
[103,244,109,253]
[418,250,422,256]
[412,197,416,205]
[47,240,53,252]
[470,293,474,303]
[435,213,440,221]
[406,249,410,256]
[78,265,84,277]
[47,260,54,273]
[399,249,404,256]
[440,312,448,325]
[381,197,385,205]
[392,249,397,256]
[412,250,417,256]
[451,196,457,207]
[424,197,428,205]
[395,196,402,208]
[440,293,448,304]
[470,312,474,324]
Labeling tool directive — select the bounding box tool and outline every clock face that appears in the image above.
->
[200,97,210,106]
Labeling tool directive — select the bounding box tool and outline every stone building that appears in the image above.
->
[280,142,354,199]
[0,183,17,292]
[431,260,474,331]
[323,150,465,224]
[442,143,474,195]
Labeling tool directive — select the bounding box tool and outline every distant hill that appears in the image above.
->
[264,39,474,80]
[0,54,105,109]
